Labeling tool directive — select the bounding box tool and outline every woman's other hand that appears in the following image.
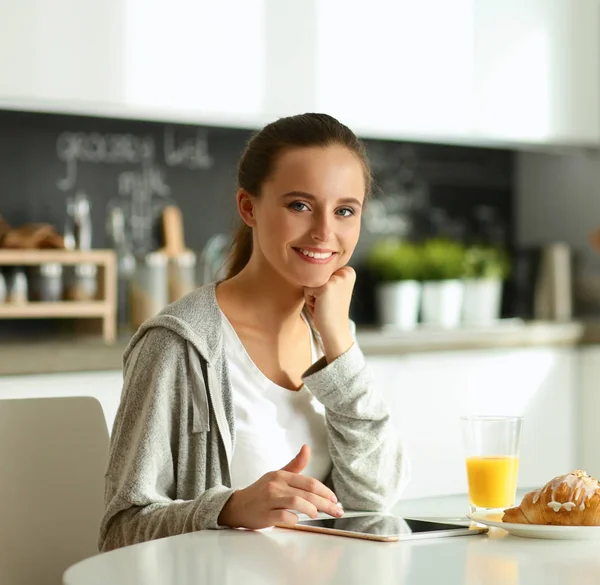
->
[304,266,356,362]
[217,445,342,529]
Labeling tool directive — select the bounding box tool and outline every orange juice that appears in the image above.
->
[466,456,519,508]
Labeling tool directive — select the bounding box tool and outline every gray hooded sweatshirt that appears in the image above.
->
[99,283,408,552]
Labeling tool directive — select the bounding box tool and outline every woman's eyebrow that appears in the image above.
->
[281,191,363,207]
[282,191,316,200]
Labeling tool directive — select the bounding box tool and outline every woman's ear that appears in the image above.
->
[237,189,256,227]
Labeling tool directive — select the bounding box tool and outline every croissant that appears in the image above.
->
[503,470,600,525]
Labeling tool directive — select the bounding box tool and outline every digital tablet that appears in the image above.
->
[276,514,488,542]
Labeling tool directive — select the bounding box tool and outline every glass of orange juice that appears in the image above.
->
[461,415,523,513]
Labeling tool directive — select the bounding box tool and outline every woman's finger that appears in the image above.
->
[289,487,343,518]
[275,495,319,519]
[270,508,301,526]
[284,472,338,503]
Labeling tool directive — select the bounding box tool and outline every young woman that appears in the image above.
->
[99,113,408,552]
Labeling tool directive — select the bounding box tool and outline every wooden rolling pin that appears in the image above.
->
[160,205,197,302]
[590,229,600,256]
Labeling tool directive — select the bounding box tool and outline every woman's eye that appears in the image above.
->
[289,201,309,212]
[336,207,355,217]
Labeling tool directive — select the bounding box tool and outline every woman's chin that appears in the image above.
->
[278,260,338,289]
[293,271,333,289]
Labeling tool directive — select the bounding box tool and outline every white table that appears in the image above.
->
[63,494,600,585]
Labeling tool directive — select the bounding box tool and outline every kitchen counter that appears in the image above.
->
[0,320,592,376]
[0,336,129,376]
[580,317,600,344]
[357,319,585,356]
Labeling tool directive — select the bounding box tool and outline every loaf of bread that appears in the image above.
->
[0,215,10,244]
[503,470,600,526]
[1,223,64,249]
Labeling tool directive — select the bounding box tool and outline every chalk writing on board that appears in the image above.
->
[55,132,154,191]
[164,127,214,169]
[118,164,171,199]
[55,127,214,192]
[54,126,214,254]
[117,163,172,252]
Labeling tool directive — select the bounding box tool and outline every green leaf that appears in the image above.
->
[421,238,467,281]
[366,238,424,282]
[463,245,511,280]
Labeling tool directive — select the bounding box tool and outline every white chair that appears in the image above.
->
[0,396,109,585]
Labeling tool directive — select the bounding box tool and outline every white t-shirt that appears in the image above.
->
[221,312,332,490]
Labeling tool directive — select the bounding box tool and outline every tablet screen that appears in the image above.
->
[296,515,468,537]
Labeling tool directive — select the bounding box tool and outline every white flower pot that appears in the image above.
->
[376,281,422,330]
[462,278,502,325]
[421,280,464,328]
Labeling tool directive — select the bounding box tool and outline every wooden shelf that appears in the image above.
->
[0,249,115,265]
[0,249,117,343]
[0,302,107,319]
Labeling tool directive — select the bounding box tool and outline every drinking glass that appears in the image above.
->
[461,416,523,513]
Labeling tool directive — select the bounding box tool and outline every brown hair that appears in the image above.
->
[226,113,372,279]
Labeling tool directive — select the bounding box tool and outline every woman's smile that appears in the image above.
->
[292,246,338,264]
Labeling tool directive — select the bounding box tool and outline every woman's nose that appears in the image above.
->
[310,212,332,242]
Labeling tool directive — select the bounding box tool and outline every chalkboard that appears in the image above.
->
[0,108,514,328]
[0,109,514,254]
[0,110,252,255]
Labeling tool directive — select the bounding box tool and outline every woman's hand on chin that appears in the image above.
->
[304,266,355,363]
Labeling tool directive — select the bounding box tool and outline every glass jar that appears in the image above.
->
[67,264,98,301]
[0,271,6,303]
[38,263,63,302]
[130,252,168,329]
[7,269,28,304]
[168,251,197,303]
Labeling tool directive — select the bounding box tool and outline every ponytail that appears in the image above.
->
[226,222,253,279]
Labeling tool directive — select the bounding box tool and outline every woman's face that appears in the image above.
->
[247,145,366,289]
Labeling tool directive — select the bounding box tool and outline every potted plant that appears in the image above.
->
[462,245,510,325]
[367,238,423,330]
[420,238,466,328]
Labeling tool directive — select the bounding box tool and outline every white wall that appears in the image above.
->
[516,149,600,312]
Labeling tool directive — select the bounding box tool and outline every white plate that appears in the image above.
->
[468,510,600,540]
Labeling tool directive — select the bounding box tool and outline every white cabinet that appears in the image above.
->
[119,0,266,125]
[0,0,122,106]
[472,0,600,144]
[0,0,267,126]
[314,0,475,141]
[0,0,598,145]
[580,346,600,475]
[314,0,599,146]
[367,347,579,499]
[0,344,591,504]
